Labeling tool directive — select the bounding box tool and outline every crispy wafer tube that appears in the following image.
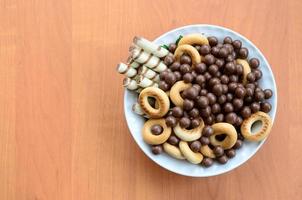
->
[127,57,141,69]
[138,65,160,83]
[116,63,137,78]
[131,48,167,72]
[132,103,149,118]
[133,36,169,58]
[123,77,139,90]
[137,75,159,88]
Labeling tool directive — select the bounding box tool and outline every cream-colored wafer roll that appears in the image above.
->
[127,57,141,69]
[131,48,167,72]
[137,75,159,88]
[116,63,137,78]
[132,102,149,118]
[133,36,169,58]
[138,65,160,82]
[123,77,139,90]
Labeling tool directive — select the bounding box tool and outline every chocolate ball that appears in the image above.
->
[229,75,239,83]
[211,46,220,56]
[236,64,244,75]
[235,87,246,99]
[216,59,225,68]
[224,36,233,44]
[218,95,227,104]
[197,96,209,108]
[226,149,236,158]
[186,87,199,100]
[200,89,208,96]
[199,44,211,55]
[233,140,243,149]
[189,108,199,118]
[205,54,216,65]
[204,72,212,81]
[151,125,163,135]
[219,47,229,58]
[216,113,224,122]
[228,82,237,92]
[250,102,260,113]
[165,72,176,85]
[180,54,192,65]
[183,73,194,83]
[212,84,223,96]
[224,43,234,53]
[207,93,217,105]
[264,89,273,99]
[200,136,210,145]
[261,102,272,113]
[254,69,263,80]
[208,64,219,75]
[217,155,228,164]
[205,115,215,125]
[170,61,181,71]
[244,96,253,104]
[226,54,234,62]
[180,63,191,74]
[214,146,224,157]
[195,63,207,74]
[168,43,177,53]
[191,118,201,128]
[195,75,206,86]
[164,55,174,66]
[200,106,211,118]
[249,58,260,69]
[190,141,202,152]
[168,135,179,145]
[172,107,184,118]
[233,98,244,110]
[179,117,191,128]
[201,157,213,167]
[165,116,177,127]
[174,71,182,81]
[183,99,194,111]
[224,102,234,113]
[254,91,265,101]
[235,116,243,126]
[245,87,254,97]
[151,145,163,155]
[225,112,237,124]
[225,62,236,74]
[202,126,214,137]
[208,36,218,46]
[192,84,201,93]
[238,47,249,59]
[241,106,252,119]
[211,103,221,114]
[208,77,221,88]
[222,84,228,94]
[247,72,256,83]
[159,81,169,91]
[220,75,229,84]
[226,93,234,102]
[232,40,242,49]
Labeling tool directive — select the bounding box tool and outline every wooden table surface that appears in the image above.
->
[1,0,302,199]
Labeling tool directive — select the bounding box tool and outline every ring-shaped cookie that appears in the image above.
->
[241,111,272,142]
[139,87,170,118]
[236,59,251,85]
[163,142,185,160]
[169,81,192,107]
[142,119,171,145]
[173,119,204,141]
[179,141,203,164]
[200,145,216,158]
[209,123,237,149]
[174,44,202,66]
[178,33,209,46]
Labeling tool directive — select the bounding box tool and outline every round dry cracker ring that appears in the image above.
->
[236,59,251,85]
[174,44,202,66]
[179,141,203,164]
[169,81,192,107]
[178,33,209,46]
[173,119,204,141]
[209,123,238,149]
[142,119,171,145]
[138,87,170,118]
[241,111,272,142]
[163,142,185,160]
[200,145,216,158]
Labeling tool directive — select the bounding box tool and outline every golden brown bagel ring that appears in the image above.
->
[209,123,238,149]
[179,141,203,164]
[163,142,185,160]
[174,44,202,66]
[142,119,171,145]
[139,87,170,118]
[178,33,209,46]
[173,119,204,141]
[241,111,272,142]
[200,145,216,158]
[169,81,192,107]
[236,59,251,85]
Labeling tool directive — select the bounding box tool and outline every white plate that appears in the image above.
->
[123,24,277,177]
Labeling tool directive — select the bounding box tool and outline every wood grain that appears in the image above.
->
[0,0,301,199]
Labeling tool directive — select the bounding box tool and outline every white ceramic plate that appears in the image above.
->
[124,25,277,177]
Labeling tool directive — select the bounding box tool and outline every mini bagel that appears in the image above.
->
[169,81,192,107]
[179,141,203,164]
[163,142,185,160]
[209,123,238,149]
[173,119,204,141]
[142,119,171,145]
[174,44,202,66]
[241,111,272,142]
[139,87,170,118]
[178,33,209,46]
[200,145,216,158]
[236,59,251,85]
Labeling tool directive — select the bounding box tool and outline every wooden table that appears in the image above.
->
[0,0,301,199]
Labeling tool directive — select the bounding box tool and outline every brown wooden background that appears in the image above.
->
[0,0,302,199]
